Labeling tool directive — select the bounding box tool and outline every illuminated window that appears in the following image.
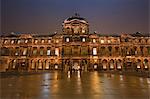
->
[47,48,51,56]
[12,60,16,69]
[82,38,86,42]
[66,38,69,42]
[11,40,14,44]
[101,40,104,44]
[25,40,28,43]
[94,64,97,69]
[4,40,7,44]
[41,39,44,43]
[35,40,38,44]
[93,39,96,43]
[56,39,59,43]
[38,61,43,69]
[17,40,21,44]
[31,61,35,69]
[110,64,114,69]
[103,64,107,69]
[55,48,59,56]
[108,40,111,43]
[23,48,27,55]
[93,48,97,55]
[82,29,85,33]
[55,64,58,69]
[48,39,51,43]
[45,62,50,69]
[15,47,19,56]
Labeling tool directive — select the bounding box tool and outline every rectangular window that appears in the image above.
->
[66,38,70,42]
[23,48,27,56]
[100,40,104,44]
[47,49,51,56]
[55,48,59,56]
[93,48,97,55]
[93,39,96,43]
[82,38,86,42]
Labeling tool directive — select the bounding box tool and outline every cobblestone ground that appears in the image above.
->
[0,71,150,99]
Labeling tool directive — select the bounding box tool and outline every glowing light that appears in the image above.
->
[93,48,97,55]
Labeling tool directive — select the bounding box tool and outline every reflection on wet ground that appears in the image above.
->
[0,71,150,99]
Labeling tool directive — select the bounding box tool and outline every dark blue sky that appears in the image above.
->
[1,0,149,35]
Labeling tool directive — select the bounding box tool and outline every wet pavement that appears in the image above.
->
[0,71,150,99]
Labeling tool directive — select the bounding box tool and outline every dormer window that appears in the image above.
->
[66,38,70,42]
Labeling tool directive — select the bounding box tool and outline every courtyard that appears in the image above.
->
[0,71,150,99]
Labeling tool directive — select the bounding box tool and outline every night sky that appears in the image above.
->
[1,0,149,35]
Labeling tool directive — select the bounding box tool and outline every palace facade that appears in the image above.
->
[0,15,150,73]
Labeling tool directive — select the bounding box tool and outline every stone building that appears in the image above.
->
[0,14,150,73]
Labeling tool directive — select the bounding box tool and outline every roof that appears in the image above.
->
[63,13,88,24]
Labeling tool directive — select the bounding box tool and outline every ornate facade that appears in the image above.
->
[0,15,150,73]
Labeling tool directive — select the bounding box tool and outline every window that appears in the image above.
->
[23,48,27,56]
[93,39,96,43]
[15,47,19,56]
[55,64,58,69]
[33,48,37,55]
[17,40,21,44]
[47,48,51,56]
[108,40,111,43]
[48,39,51,43]
[41,39,44,43]
[12,60,16,69]
[100,40,104,44]
[66,38,70,42]
[31,61,35,69]
[82,29,85,33]
[93,48,97,55]
[40,48,44,56]
[35,40,38,44]
[25,40,28,43]
[4,40,8,44]
[55,48,59,56]
[56,39,59,43]
[94,64,97,69]
[11,40,14,44]
[82,38,86,42]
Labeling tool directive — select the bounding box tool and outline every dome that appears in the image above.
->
[63,13,88,24]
